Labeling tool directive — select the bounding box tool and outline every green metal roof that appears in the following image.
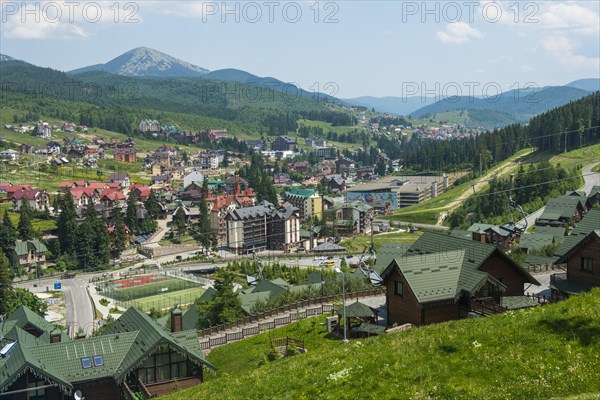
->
[550,279,595,294]
[336,301,378,318]
[284,188,317,198]
[354,322,386,335]
[467,223,495,232]
[393,250,487,303]
[555,230,600,265]
[251,280,287,297]
[12,240,48,256]
[0,327,73,394]
[588,185,600,197]
[519,233,556,250]
[102,307,214,378]
[29,331,141,384]
[181,288,217,330]
[374,243,412,274]
[5,305,69,342]
[381,231,540,303]
[449,230,472,239]
[500,296,539,310]
[303,271,326,285]
[198,287,217,302]
[539,196,583,220]
[270,278,289,288]
[538,210,563,221]
[554,209,600,258]
[532,225,566,240]
[239,291,271,314]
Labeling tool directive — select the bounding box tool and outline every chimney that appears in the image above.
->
[50,328,61,343]
[171,308,183,333]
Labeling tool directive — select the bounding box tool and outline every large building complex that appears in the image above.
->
[283,188,323,222]
[346,174,454,210]
[226,201,300,254]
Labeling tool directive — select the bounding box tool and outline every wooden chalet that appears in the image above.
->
[550,209,600,298]
[378,232,540,327]
[0,307,214,399]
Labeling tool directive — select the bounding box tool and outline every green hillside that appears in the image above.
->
[431,109,520,129]
[410,86,594,123]
[164,289,600,400]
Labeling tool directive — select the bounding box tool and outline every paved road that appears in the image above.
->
[581,162,600,193]
[63,278,96,337]
[516,161,600,230]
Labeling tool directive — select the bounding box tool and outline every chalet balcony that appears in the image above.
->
[469,297,507,315]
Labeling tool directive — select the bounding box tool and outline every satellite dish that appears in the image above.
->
[369,271,384,287]
[246,275,257,286]
[74,390,84,400]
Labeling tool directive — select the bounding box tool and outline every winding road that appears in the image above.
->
[21,162,600,337]
[516,161,600,230]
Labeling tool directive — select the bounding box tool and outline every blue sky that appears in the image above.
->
[1,1,599,98]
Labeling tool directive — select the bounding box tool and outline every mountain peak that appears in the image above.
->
[0,54,15,61]
[69,47,209,78]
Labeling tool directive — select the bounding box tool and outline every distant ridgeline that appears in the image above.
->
[364,91,600,171]
[0,60,354,141]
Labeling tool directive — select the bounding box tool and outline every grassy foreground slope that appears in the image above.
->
[165,289,600,400]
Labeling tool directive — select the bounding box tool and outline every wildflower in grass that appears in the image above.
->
[472,340,482,349]
[327,368,351,383]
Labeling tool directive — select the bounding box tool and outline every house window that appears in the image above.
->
[581,257,593,273]
[395,281,403,297]
[138,347,194,384]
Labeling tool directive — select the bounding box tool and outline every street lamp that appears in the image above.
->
[334,267,348,343]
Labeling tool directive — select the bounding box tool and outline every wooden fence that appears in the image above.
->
[271,336,305,350]
[198,287,382,350]
[526,263,566,273]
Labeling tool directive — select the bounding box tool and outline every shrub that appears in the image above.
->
[267,347,281,361]
[285,343,299,357]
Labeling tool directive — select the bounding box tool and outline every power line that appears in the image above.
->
[465,172,599,200]
[371,125,600,166]
[457,157,599,187]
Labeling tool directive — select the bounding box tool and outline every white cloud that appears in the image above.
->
[539,3,600,35]
[1,1,143,40]
[2,18,89,40]
[486,55,513,64]
[436,22,483,45]
[542,35,600,71]
[142,1,212,18]
[520,65,535,72]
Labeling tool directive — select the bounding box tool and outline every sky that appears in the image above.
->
[1,1,599,98]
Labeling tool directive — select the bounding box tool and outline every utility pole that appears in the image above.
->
[369,215,374,253]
